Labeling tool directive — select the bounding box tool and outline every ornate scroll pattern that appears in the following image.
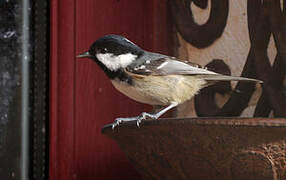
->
[250,0,286,117]
[170,0,286,117]
[168,0,229,48]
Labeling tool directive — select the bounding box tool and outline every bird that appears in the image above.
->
[77,34,262,129]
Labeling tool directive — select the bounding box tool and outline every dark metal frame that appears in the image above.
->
[31,0,49,179]
[0,1,49,179]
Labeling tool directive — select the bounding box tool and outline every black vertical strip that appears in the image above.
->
[31,0,49,179]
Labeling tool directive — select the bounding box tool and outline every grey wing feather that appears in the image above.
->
[127,52,262,83]
[158,59,217,75]
[200,74,263,83]
[127,52,217,76]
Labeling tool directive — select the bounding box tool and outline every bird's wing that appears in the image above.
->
[126,54,218,76]
[125,53,262,83]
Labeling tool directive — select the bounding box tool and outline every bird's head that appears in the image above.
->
[77,35,143,71]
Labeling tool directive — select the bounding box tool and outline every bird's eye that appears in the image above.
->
[101,48,108,53]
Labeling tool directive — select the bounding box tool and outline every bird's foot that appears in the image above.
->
[111,112,158,129]
[111,117,137,129]
[140,112,158,120]
[111,118,122,129]
[136,112,158,127]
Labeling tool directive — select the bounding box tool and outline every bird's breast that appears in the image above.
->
[111,75,207,106]
[111,78,160,105]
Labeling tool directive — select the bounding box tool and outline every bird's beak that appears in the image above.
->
[77,51,92,58]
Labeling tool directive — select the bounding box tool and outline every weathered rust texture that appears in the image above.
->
[102,118,286,180]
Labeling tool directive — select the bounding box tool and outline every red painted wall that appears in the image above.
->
[50,0,171,179]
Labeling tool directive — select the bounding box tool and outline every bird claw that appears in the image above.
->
[136,116,144,128]
[136,118,142,127]
[141,112,158,119]
[111,118,123,130]
[111,112,158,129]
[136,112,158,128]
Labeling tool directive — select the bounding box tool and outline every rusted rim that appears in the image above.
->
[102,117,286,134]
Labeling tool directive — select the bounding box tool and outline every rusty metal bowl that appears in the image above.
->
[102,118,286,180]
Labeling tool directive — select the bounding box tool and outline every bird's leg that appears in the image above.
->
[136,102,178,127]
[112,102,178,129]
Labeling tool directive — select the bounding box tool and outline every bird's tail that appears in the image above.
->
[200,75,263,83]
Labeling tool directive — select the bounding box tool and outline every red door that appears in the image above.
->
[50,0,172,179]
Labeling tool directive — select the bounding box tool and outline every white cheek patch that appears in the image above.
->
[96,53,137,71]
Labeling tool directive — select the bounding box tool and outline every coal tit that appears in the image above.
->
[77,35,262,129]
